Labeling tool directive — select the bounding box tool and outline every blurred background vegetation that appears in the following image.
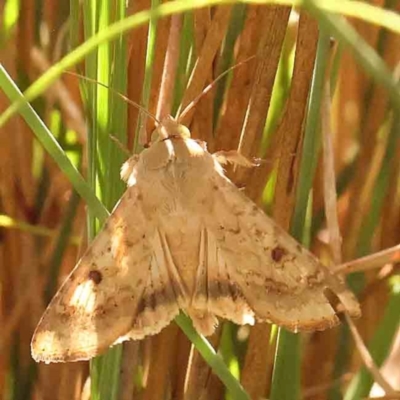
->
[0,0,400,399]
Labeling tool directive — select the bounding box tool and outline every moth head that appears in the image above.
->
[151,116,191,142]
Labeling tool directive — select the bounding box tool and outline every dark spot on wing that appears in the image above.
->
[88,270,103,285]
[254,229,263,237]
[271,246,286,262]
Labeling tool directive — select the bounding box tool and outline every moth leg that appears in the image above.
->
[213,150,256,168]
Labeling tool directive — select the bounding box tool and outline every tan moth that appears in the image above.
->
[31,114,360,363]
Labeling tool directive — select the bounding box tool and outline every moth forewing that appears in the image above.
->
[32,116,360,363]
[31,183,154,362]
[197,163,360,332]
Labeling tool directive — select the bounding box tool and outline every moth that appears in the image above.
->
[31,116,360,363]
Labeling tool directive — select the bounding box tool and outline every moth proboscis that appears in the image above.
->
[31,116,360,363]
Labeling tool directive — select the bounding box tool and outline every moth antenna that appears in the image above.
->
[64,71,161,125]
[177,55,256,122]
[109,134,131,156]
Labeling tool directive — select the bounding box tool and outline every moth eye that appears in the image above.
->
[271,246,286,262]
[88,270,103,285]
[177,125,191,139]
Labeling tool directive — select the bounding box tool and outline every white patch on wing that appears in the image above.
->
[69,281,97,313]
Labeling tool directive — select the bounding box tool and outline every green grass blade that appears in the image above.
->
[133,0,161,153]
[175,314,250,400]
[45,189,81,302]
[83,0,100,238]
[306,0,400,112]
[1,0,400,129]
[172,11,194,116]
[291,31,329,237]
[270,30,331,400]
[84,2,127,399]
[0,64,109,222]
[270,330,301,400]
[0,214,79,243]
[1,0,20,42]
[213,4,247,124]
[91,348,123,400]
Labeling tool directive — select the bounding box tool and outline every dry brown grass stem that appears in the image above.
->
[214,5,265,152]
[143,325,180,400]
[0,276,45,356]
[184,329,222,400]
[302,373,353,399]
[334,244,400,275]
[30,47,87,142]
[242,10,321,399]
[155,14,182,121]
[322,68,342,265]
[179,5,232,129]
[239,6,293,399]
[118,342,140,400]
[321,50,395,399]
[234,5,292,190]
[342,20,400,261]
[346,314,396,396]
[178,55,256,122]
[344,123,390,260]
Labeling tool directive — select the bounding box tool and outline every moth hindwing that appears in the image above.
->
[31,116,360,363]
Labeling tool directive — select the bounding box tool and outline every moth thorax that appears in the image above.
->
[155,116,191,140]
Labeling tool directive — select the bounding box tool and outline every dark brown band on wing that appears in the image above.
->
[207,280,244,301]
[136,286,177,316]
